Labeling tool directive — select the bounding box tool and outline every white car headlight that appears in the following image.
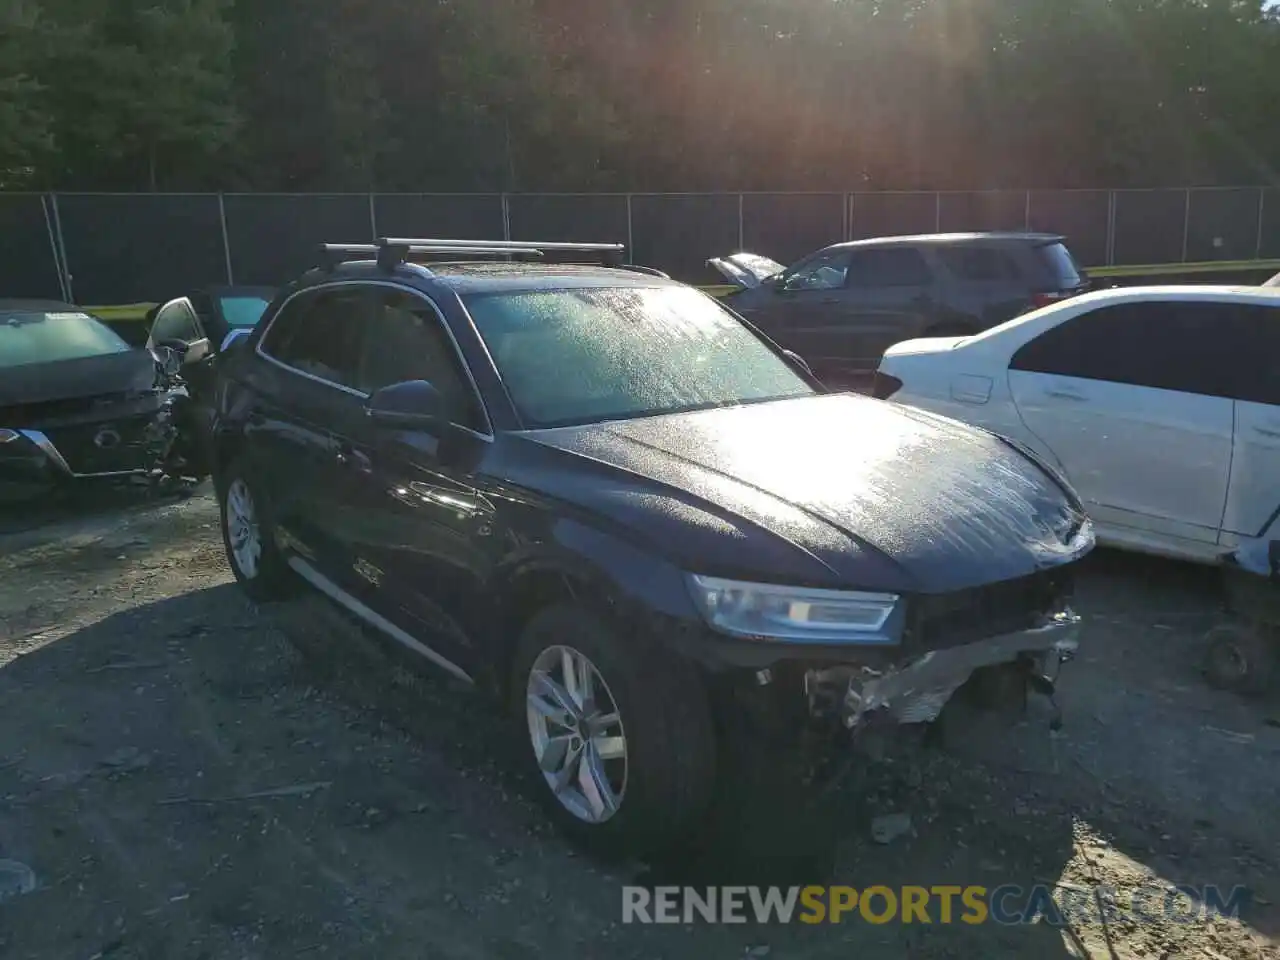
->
[686,574,902,643]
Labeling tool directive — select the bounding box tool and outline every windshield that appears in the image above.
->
[463,286,814,428]
[0,309,132,369]
[220,295,272,329]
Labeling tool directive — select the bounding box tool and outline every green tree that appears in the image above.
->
[0,0,55,187]
[36,0,238,189]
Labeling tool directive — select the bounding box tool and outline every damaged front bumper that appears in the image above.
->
[805,611,1080,732]
[0,390,181,496]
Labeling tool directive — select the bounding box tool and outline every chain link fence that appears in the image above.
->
[1,188,1277,305]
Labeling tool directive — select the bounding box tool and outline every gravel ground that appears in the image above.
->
[0,489,1277,959]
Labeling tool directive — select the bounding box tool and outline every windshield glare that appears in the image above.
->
[0,310,131,369]
[464,286,814,428]
[220,296,271,329]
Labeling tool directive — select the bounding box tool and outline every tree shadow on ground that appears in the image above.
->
[2,579,1270,958]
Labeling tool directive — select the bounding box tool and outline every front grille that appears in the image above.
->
[1,392,135,429]
[905,567,1072,652]
[43,414,160,475]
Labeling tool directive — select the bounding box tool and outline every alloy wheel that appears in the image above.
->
[525,644,628,824]
[225,477,263,580]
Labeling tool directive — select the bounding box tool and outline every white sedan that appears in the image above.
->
[873,285,1280,565]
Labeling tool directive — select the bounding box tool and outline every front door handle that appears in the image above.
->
[1254,424,1280,439]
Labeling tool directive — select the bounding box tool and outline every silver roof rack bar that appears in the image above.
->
[322,242,538,255]
[379,237,625,254]
[320,237,628,272]
[319,241,546,271]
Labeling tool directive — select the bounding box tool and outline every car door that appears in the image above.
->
[147,297,214,391]
[1220,303,1280,542]
[1007,300,1235,546]
[321,286,497,677]
[248,285,375,579]
[746,249,855,372]
[839,246,940,366]
[932,244,1026,327]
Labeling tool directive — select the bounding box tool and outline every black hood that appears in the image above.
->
[0,350,157,408]
[514,394,1091,594]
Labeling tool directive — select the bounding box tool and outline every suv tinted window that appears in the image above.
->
[1011,300,1245,398]
[355,290,485,431]
[1035,242,1084,288]
[151,299,203,343]
[846,248,931,287]
[935,246,1018,282]
[261,288,368,389]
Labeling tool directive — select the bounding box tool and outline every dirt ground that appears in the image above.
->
[1,489,1278,960]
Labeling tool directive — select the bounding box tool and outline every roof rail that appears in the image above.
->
[320,237,630,272]
[320,241,542,271]
[379,237,626,267]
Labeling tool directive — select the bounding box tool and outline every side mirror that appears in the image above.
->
[782,349,813,377]
[367,379,444,430]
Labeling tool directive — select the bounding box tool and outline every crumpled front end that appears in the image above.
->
[805,611,1079,732]
[0,388,183,501]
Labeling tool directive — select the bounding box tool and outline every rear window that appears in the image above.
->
[1036,242,1085,288]
[0,310,131,369]
[220,295,272,329]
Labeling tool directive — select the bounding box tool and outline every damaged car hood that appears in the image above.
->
[519,394,1092,594]
[0,350,158,409]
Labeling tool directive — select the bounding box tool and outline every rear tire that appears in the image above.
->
[1203,623,1275,695]
[510,603,717,860]
[217,457,298,603]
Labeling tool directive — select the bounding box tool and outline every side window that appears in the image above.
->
[151,299,203,343]
[1233,305,1280,406]
[782,252,851,291]
[935,246,1017,282]
[1010,301,1243,398]
[355,291,485,431]
[261,288,368,389]
[846,248,932,287]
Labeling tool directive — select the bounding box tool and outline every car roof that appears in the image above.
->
[303,259,683,295]
[1055,284,1280,307]
[828,232,1065,251]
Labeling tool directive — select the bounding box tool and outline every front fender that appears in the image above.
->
[483,517,703,687]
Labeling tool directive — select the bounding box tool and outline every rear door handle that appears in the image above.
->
[1045,388,1088,402]
[1254,425,1280,439]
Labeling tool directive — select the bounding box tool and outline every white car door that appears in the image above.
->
[1006,299,1234,547]
[1221,302,1280,543]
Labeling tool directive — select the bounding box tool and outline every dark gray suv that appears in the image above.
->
[711,232,1089,384]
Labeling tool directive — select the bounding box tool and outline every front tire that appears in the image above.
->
[511,604,716,860]
[217,458,297,602]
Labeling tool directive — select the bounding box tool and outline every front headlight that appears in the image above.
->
[686,574,902,644]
